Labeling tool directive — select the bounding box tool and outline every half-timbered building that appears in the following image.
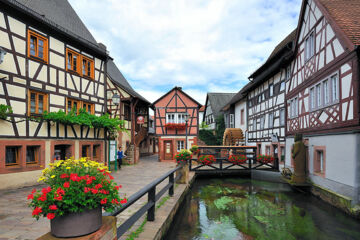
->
[106,60,152,164]
[247,30,296,163]
[0,0,107,189]
[285,0,360,203]
[153,87,201,162]
[203,93,236,132]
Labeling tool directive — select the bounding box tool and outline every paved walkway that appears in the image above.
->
[0,154,176,240]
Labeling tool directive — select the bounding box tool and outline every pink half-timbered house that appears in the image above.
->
[285,0,360,204]
[153,87,201,162]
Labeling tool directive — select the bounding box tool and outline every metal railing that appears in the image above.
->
[105,165,182,238]
[189,146,279,172]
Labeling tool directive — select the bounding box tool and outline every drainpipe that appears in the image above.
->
[354,133,360,205]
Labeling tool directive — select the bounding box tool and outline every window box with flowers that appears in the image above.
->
[198,155,216,165]
[228,155,247,165]
[27,158,127,238]
[164,123,186,130]
[257,154,275,164]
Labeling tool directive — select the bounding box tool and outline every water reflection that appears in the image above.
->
[164,178,360,240]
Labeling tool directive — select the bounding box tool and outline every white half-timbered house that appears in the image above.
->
[0,0,107,189]
[106,60,154,164]
[247,30,296,163]
[285,0,360,204]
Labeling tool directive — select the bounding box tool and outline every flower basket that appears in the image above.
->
[228,154,247,165]
[198,155,216,165]
[165,123,186,130]
[257,154,275,164]
[27,158,127,238]
[174,149,192,165]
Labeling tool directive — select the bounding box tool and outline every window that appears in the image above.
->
[280,146,285,162]
[28,90,48,115]
[67,98,81,114]
[230,114,234,128]
[82,102,94,114]
[289,97,298,118]
[286,65,291,80]
[280,109,285,126]
[268,112,274,128]
[280,81,285,92]
[177,141,184,151]
[324,80,329,104]
[241,109,244,125]
[314,147,326,176]
[310,87,315,109]
[331,74,338,101]
[81,56,94,79]
[124,104,131,120]
[92,145,100,161]
[269,84,274,97]
[258,95,262,103]
[316,84,321,107]
[26,146,40,164]
[260,115,265,130]
[82,145,90,158]
[265,145,271,155]
[166,113,175,123]
[6,146,20,166]
[66,48,80,74]
[28,30,48,62]
[305,31,315,61]
[177,113,187,124]
[54,145,72,161]
[167,113,188,124]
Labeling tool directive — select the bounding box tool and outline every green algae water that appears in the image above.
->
[164,178,360,240]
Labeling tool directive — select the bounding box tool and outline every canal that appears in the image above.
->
[164,177,360,240]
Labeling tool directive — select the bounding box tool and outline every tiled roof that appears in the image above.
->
[207,93,236,118]
[318,0,360,46]
[107,60,150,104]
[267,29,297,61]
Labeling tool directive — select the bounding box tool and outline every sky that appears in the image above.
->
[69,0,302,105]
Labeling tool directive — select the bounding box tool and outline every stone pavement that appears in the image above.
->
[0,154,176,240]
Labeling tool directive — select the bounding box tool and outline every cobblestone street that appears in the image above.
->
[0,154,176,240]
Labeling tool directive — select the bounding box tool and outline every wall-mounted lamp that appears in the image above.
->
[0,47,7,64]
[112,93,120,105]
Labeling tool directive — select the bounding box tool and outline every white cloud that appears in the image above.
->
[69,0,302,105]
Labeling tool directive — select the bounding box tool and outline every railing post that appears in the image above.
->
[220,158,223,170]
[169,173,174,196]
[147,186,156,221]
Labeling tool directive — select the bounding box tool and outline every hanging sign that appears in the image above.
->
[137,115,145,124]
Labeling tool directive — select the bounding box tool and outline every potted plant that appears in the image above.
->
[174,150,191,184]
[257,154,274,164]
[228,154,247,165]
[190,145,199,155]
[198,155,216,165]
[27,158,127,238]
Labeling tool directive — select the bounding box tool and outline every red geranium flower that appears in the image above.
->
[49,205,58,210]
[32,207,42,216]
[54,195,63,201]
[47,213,55,220]
[63,182,70,188]
[31,188,36,194]
[60,173,69,179]
[41,187,51,194]
[70,173,80,182]
[38,194,47,202]
[120,198,127,204]
[112,199,120,204]
[56,187,65,196]
[27,194,34,200]
[91,189,98,194]
[84,187,91,193]
[100,198,107,205]
[95,184,103,189]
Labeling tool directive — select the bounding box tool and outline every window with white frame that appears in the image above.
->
[230,114,234,128]
[166,113,188,124]
[280,81,285,92]
[289,97,298,118]
[305,31,315,61]
[260,115,265,129]
[268,112,274,128]
[177,113,187,123]
[280,109,285,126]
[269,84,274,97]
[309,73,339,111]
[253,119,257,131]
[177,141,184,151]
[166,113,175,123]
[286,65,291,80]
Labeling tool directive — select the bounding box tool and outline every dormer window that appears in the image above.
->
[28,30,48,63]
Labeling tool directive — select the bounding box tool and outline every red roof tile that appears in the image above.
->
[318,0,360,46]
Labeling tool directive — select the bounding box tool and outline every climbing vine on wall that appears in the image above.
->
[0,104,13,120]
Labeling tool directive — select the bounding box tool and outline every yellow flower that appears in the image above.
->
[37,177,46,182]
[66,167,71,169]
[84,163,89,167]
[51,175,56,178]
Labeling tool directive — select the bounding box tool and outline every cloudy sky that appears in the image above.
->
[69,0,302,105]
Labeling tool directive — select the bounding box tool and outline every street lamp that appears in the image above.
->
[0,47,7,64]
[112,93,120,105]
[184,112,190,149]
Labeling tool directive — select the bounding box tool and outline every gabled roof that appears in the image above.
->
[4,0,106,56]
[153,86,202,107]
[107,60,150,105]
[205,93,236,118]
[199,105,205,112]
[318,0,360,47]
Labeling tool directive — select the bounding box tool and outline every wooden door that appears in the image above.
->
[164,141,173,160]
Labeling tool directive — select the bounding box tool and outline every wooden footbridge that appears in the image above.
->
[189,146,279,174]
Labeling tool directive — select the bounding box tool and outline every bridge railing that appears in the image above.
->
[189,146,279,171]
[105,165,182,238]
